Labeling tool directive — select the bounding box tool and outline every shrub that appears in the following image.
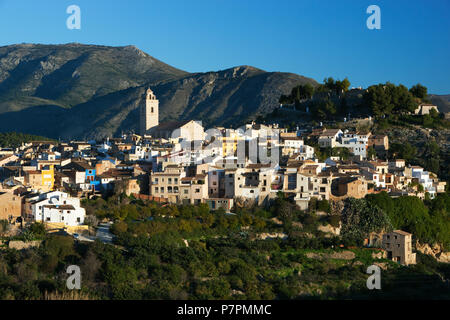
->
[329,215,341,228]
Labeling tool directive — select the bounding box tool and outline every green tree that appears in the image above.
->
[364,82,418,116]
[393,84,418,114]
[44,235,76,259]
[312,98,336,120]
[410,83,428,100]
[29,222,46,237]
[341,198,392,244]
[111,221,128,235]
[367,146,377,160]
[317,199,331,213]
[0,132,55,148]
[0,220,9,237]
[390,142,417,161]
[273,196,297,222]
[335,77,351,94]
[302,83,315,99]
[429,108,439,119]
[324,77,335,91]
[364,84,392,116]
[331,147,351,160]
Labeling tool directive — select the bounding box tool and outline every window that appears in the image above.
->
[77,217,81,222]
[184,189,188,194]
[155,187,158,192]
[160,187,164,193]
[168,178,172,184]
[46,217,50,221]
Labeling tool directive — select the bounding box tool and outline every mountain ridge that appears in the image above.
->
[0,43,317,139]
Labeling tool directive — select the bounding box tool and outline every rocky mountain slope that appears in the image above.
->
[429,94,450,113]
[0,43,316,139]
[0,43,186,110]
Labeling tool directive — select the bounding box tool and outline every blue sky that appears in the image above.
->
[0,0,449,93]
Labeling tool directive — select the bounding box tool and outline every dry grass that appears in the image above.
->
[43,290,92,300]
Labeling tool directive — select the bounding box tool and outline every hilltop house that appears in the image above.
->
[414,103,439,115]
[382,230,416,265]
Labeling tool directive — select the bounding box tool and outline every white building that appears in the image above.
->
[297,145,315,160]
[318,129,343,148]
[360,167,386,189]
[414,103,439,115]
[281,137,314,159]
[125,145,154,162]
[208,167,225,197]
[411,167,436,198]
[283,137,304,149]
[388,159,406,169]
[31,191,86,226]
[338,131,370,158]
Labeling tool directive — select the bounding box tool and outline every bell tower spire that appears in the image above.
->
[140,88,159,135]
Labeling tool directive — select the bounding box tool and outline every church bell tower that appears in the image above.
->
[140,88,159,135]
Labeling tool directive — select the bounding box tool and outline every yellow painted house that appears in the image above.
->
[220,133,245,156]
[41,165,55,191]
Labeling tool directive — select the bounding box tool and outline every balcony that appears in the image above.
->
[271,184,282,190]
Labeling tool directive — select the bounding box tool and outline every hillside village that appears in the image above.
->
[1,0,450,304]
[0,88,448,268]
